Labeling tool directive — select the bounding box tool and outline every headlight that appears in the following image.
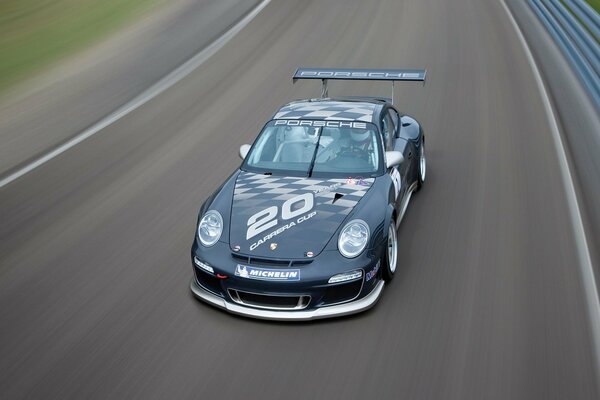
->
[338,219,369,258]
[198,210,223,247]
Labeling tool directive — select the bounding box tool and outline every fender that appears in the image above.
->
[382,203,395,250]
[194,170,240,245]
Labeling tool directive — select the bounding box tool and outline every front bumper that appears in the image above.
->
[191,278,384,321]
[190,238,386,320]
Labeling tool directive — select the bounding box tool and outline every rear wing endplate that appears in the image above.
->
[292,68,426,104]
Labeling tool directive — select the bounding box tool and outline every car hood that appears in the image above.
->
[229,171,374,259]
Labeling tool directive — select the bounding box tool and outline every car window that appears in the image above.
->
[311,127,380,175]
[243,120,383,177]
[388,108,399,131]
[382,114,394,150]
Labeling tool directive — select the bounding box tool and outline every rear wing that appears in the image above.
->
[292,68,426,104]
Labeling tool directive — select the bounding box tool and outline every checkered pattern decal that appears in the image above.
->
[273,101,376,122]
[230,172,374,258]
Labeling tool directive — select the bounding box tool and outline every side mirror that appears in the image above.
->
[239,144,251,160]
[385,151,404,168]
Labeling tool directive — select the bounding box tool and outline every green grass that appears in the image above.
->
[562,0,599,42]
[0,0,162,93]
[586,0,600,14]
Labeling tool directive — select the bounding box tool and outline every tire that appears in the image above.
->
[416,138,426,191]
[382,218,399,282]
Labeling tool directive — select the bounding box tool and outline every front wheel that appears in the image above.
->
[382,218,398,282]
[416,139,426,191]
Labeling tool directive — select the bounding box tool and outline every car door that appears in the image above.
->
[381,107,405,209]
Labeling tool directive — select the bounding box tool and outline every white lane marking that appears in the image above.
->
[501,0,600,383]
[0,0,272,189]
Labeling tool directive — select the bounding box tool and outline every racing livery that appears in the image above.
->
[191,68,427,320]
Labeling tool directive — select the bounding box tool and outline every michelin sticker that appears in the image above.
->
[235,265,300,281]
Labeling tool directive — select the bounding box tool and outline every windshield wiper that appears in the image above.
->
[307,128,323,178]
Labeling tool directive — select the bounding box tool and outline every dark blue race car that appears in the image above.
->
[191,68,427,320]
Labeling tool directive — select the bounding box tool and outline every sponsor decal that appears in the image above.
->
[314,178,370,195]
[305,251,314,258]
[299,70,422,80]
[233,245,240,252]
[365,262,380,281]
[346,177,371,187]
[237,265,249,278]
[274,120,367,129]
[235,265,300,281]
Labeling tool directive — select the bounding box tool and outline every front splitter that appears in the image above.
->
[190,279,384,321]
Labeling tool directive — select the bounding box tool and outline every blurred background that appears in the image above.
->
[0,0,259,176]
[0,0,162,93]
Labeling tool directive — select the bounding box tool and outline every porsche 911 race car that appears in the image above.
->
[191,68,426,320]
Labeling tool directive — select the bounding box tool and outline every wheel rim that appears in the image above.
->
[388,224,398,273]
[420,143,426,182]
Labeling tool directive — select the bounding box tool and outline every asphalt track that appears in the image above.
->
[1,0,599,399]
[0,0,260,176]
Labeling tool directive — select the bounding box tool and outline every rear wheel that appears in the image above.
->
[416,138,426,191]
[382,218,398,282]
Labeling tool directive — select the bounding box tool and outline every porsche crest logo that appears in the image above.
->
[270,243,278,251]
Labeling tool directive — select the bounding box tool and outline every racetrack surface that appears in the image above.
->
[0,0,260,176]
[0,0,598,399]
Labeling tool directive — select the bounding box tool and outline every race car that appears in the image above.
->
[191,68,426,320]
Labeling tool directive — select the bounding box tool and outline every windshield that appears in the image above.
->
[242,120,383,177]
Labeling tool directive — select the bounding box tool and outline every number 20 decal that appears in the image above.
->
[246,193,314,239]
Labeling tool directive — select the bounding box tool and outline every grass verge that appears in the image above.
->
[586,0,600,14]
[0,0,162,93]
